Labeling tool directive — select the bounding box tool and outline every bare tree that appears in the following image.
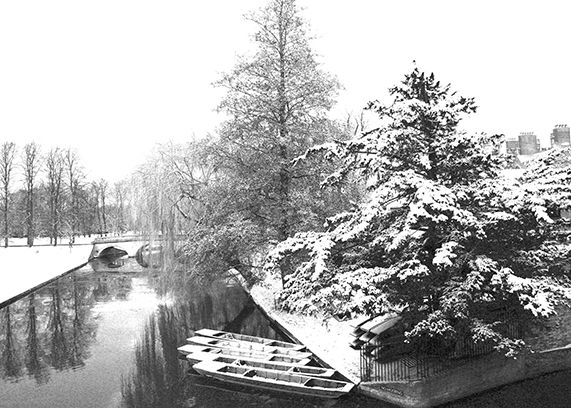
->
[0,142,16,247]
[22,143,41,247]
[46,148,64,245]
[216,0,339,241]
[98,179,108,233]
[113,181,126,233]
[90,182,101,234]
[64,149,83,239]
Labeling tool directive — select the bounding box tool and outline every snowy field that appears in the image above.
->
[0,237,94,305]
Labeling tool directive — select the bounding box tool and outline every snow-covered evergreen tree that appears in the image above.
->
[266,68,571,356]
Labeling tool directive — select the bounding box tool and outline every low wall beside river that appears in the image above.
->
[360,341,571,407]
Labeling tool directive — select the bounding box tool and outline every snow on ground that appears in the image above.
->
[6,235,105,247]
[250,275,362,384]
[0,238,94,305]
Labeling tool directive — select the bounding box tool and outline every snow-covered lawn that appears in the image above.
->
[0,243,93,305]
[250,275,362,384]
[5,235,100,247]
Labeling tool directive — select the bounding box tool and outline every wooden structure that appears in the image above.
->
[193,361,354,399]
[195,328,306,350]
[187,335,312,359]
[177,344,311,366]
[180,329,355,399]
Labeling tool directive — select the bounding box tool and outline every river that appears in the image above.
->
[0,258,384,408]
[0,258,570,408]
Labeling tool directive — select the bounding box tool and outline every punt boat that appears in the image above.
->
[177,344,311,366]
[185,351,336,378]
[195,328,305,351]
[187,336,313,359]
[193,360,354,399]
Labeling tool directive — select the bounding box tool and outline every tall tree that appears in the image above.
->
[64,149,83,239]
[46,148,65,245]
[22,143,40,247]
[98,179,108,233]
[0,142,16,247]
[215,0,340,241]
[267,68,571,356]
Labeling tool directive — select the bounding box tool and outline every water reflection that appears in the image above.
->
[119,278,379,408]
[3,257,569,407]
[25,294,48,385]
[1,306,22,379]
[91,256,145,273]
[1,259,384,408]
[0,274,100,387]
[119,274,289,407]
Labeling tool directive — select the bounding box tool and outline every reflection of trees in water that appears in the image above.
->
[25,294,49,384]
[0,272,122,383]
[70,275,91,368]
[1,306,23,379]
[92,273,133,302]
[47,285,68,370]
[46,277,98,371]
[121,279,291,407]
[149,272,286,341]
[121,314,187,408]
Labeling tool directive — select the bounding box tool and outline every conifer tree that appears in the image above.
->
[267,67,571,356]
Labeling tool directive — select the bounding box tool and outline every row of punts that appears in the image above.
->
[177,329,355,399]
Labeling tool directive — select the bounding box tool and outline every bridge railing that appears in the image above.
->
[92,234,186,244]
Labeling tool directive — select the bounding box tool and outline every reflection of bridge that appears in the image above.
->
[88,235,183,260]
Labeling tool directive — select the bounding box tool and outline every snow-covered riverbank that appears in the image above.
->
[246,271,571,407]
[248,275,362,384]
[0,241,93,306]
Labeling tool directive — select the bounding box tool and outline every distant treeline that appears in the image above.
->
[0,142,142,246]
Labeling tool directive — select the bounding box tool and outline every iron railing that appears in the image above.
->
[360,321,523,382]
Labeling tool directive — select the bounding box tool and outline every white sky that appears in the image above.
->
[0,0,569,182]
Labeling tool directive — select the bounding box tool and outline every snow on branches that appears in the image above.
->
[265,67,571,356]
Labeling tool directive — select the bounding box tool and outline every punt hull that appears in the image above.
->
[187,335,313,359]
[177,344,311,366]
[195,328,305,351]
[185,351,335,378]
[193,361,354,399]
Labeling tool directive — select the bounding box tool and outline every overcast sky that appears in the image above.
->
[0,0,569,182]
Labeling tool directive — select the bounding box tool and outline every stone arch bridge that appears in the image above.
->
[89,235,183,260]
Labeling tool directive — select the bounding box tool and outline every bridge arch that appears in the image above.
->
[89,240,145,260]
[98,246,128,259]
[135,243,163,268]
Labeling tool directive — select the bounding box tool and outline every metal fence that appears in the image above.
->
[360,321,523,382]
[360,350,452,382]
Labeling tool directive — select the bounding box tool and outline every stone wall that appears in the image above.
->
[527,305,571,351]
[360,345,571,407]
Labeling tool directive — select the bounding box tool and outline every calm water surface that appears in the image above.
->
[1,258,570,408]
[0,259,384,408]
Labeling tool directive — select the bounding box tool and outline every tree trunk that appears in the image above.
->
[276,1,290,242]
[3,187,8,248]
[27,189,34,247]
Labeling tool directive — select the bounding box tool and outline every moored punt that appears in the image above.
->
[177,344,312,366]
[187,336,313,359]
[195,328,305,351]
[186,351,336,378]
[193,360,354,399]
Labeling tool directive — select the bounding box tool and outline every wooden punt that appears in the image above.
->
[193,360,354,399]
[195,328,305,351]
[177,344,312,366]
[187,336,313,359]
[185,351,336,378]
